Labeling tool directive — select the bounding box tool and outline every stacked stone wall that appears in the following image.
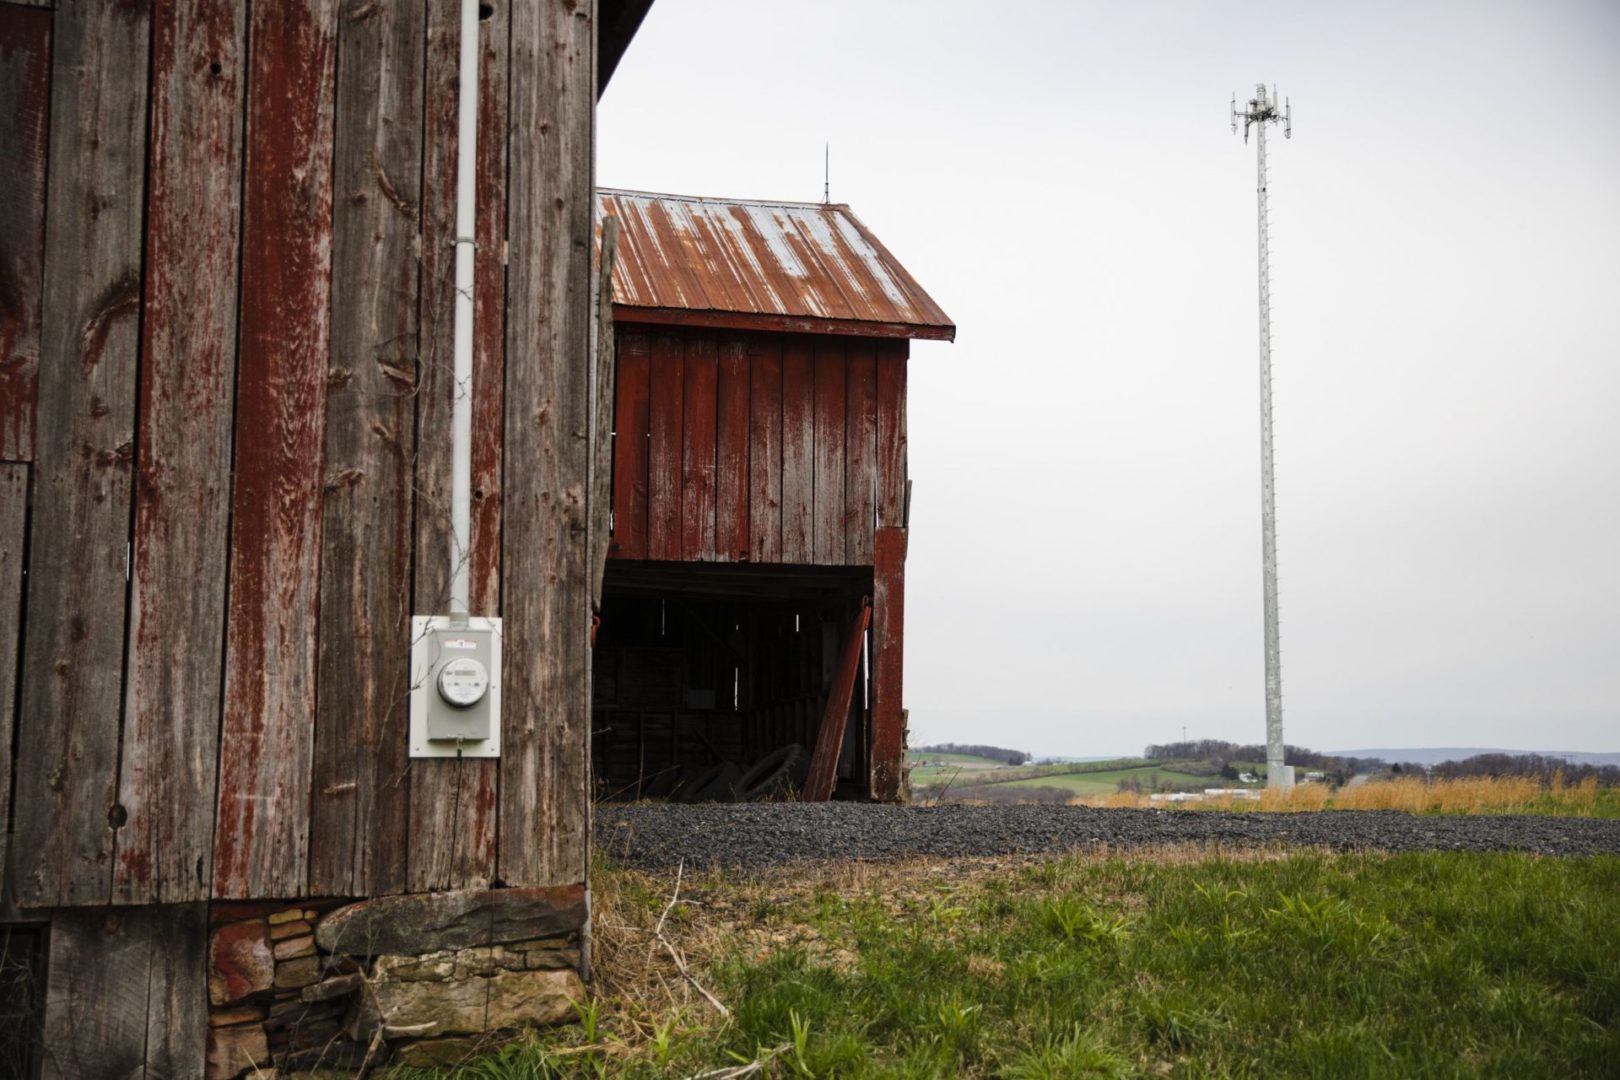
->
[205,887,586,1076]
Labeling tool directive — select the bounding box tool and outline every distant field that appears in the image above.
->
[907,752,1010,787]
[994,765,1216,796]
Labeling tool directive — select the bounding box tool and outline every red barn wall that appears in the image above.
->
[610,325,910,566]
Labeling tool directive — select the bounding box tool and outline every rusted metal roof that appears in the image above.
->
[597,188,955,341]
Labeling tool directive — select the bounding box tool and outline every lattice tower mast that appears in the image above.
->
[1232,84,1292,790]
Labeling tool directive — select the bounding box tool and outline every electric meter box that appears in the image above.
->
[409,615,502,758]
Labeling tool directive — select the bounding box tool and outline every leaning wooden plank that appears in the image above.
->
[213,0,338,900]
[0,464,25,889]
[310,0,426,901]
[408,0,509,893]
[501,0,594,886]
[681,335,718,561]
[844,340,878,565]
[42,903,208,1079]
[870,527,908,801]
[0,5,50,463]
[10,0,150,909]
[114,0,247,907]
[611,330,652,560]
[875,339,908,529]
[781,338,815,564]
[747,335,783,562]
[802,600,871,801]
[715,336,750,561]
[812,339,847,565]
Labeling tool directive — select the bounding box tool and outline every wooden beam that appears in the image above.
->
[590,215,619,606]
[500,0,595,886]
[11,0,151,908]
[310,0,427,901]
[646,331,683,562]
[875,340,908,529]
[213,0,338,900]
[845,339,877,565]
[803,600,870,801]
[115,0,247,905]
[0,4,50,463]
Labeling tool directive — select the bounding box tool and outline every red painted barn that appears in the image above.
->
[591,189,953,803]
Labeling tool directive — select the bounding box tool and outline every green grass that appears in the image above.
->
[394,850,1620,1078]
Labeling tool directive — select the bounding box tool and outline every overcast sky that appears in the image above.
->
[599,0,1620,758]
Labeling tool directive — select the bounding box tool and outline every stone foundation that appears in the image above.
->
[205,887,586,1077]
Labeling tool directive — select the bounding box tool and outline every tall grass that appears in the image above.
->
[399,849,1620,1078]
[1071,773,1620,817]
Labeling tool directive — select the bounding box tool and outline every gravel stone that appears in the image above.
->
[597,803,1620,871]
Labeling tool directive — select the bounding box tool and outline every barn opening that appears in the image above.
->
[593,562,873,801]
[589,188,954,802]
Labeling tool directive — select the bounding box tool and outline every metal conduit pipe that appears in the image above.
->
[449,0,479,624]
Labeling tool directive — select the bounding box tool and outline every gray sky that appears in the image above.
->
[599,0,1620,758]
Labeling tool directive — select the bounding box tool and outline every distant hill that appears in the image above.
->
[1331,748,1620,768]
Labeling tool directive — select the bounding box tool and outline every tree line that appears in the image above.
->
[914,743,1031,767]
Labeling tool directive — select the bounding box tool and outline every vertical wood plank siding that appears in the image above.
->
[611,328,894,571]
[747,336,783,561]
[115,0,247,905]
[11,0,152,908]
[408,0,510,895]
[715,337,750,560]
[500,0,595,886]
[41,904,208,1079]
[310,0,426,900]
[0,464,26,889]
[611,331,651,560]
[212,0,339,900]
[681,336,718,561]
[0,4,50,463]
[780,339,814,562]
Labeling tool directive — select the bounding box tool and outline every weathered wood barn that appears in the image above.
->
[592,190,953,804]
[0,0,654,1074]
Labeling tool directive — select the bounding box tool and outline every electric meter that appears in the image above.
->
[437,657,489,707]
[408,615,502,757]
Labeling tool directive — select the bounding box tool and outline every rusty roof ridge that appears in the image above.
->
[599,186,851,212]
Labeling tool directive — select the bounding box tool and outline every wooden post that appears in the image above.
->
[500,0,596,887]
[870,528,907,801]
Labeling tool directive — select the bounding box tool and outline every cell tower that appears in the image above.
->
[1231,84,1293,791]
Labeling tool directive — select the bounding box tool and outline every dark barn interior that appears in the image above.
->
[593,562,874,801]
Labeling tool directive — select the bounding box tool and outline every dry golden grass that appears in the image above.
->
[1067,773,1615,816]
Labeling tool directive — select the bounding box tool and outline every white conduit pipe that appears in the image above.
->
[449,0,479,622]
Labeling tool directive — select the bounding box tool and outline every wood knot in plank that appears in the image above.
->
[324,467,364,492]
[78,274,141,374]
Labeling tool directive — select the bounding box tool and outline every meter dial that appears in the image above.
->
[437,657,490,708]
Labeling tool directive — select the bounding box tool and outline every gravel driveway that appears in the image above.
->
[597,803,1620,871]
